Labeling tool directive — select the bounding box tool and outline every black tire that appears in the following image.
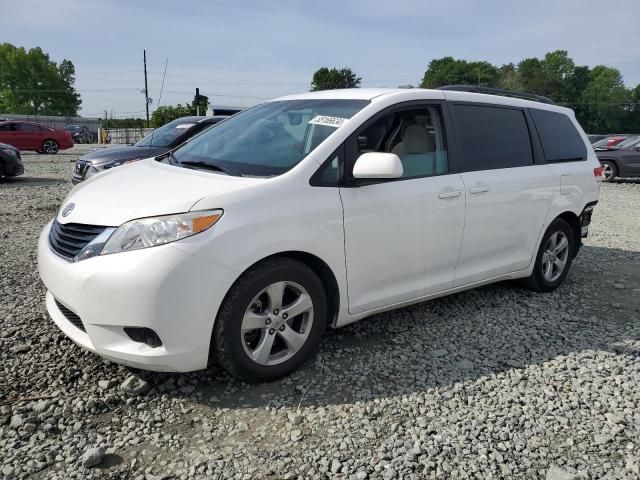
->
[212,257,327,382]
[523,218,576,292]
[41,139,59,154]
[600,160,617,182]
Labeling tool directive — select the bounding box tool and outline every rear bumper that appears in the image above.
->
[38,220,239,372]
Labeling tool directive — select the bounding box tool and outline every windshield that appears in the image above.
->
[136,118,197,147]
[170,99,368,177]
[616,136,640,149]
[65,125,80,131]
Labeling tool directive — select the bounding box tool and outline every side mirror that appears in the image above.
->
[353,152,403,179]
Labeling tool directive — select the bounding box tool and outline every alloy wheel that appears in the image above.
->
[541,231,569,282]
[241,281,314,366]
[601,163,615,181]
[43,140,59,154]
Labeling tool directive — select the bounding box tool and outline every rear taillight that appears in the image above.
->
[594,165,604,178]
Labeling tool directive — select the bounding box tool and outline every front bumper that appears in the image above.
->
[1,155,24,177]
[38,221,239,372]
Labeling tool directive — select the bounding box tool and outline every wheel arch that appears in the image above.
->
[599,157,619,173]
[225,250,341,327]
[555,211,581,257]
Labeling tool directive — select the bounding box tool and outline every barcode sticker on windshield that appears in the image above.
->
[308,115,346,128]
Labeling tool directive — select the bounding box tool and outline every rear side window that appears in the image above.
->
[529,109,587,162]
[18,123,42,132]
[452,104,533,171]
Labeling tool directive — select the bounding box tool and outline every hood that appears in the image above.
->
[57,158,262,226]
[79,145,168,165]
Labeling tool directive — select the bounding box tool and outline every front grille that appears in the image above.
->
[54,299,86,332]
[49,220,107,259]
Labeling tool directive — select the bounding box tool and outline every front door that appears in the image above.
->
[339,104,466,314]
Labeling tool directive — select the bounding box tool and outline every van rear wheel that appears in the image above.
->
[523,218,575,292]
[212,258,327,382]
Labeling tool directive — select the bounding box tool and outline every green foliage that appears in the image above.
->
[0,43,81,116]
[420,50,639,133]
[311,67,361,91]
[150,94,210,128]
[104,118,146,128]
[420,57,498,88]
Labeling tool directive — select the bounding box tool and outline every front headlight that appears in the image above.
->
[100,210,223,255]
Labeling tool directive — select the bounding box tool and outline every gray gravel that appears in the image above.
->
[1,146,639,479]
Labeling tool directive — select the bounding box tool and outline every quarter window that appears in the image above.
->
[452,104,533,171]
[353,106,448,179]
[529,109,587,162]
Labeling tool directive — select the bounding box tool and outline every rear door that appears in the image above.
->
[18,123,46,150]
[339,102,466,314]
[449,103,554,286]
[620,149,640,176]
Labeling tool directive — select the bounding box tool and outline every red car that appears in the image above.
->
[0,121,74,154]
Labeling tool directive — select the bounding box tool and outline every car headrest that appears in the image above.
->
[404,124,434,154]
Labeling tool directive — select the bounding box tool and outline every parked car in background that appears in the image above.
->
[65,125,93,144]
[592,135,629,150]
[0,121,74,154]
[600,135,640,151]
[0,142,24,179]
[71,116,226,184]
[39,88,600,381]
[596,137,640,181]
[588,134,609,144]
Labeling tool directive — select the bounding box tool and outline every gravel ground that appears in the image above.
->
[1,146,639,480]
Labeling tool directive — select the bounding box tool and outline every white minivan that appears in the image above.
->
[38,88,601,381]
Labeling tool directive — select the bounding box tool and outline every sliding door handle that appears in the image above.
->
[438,190,462,199]
[469,186,489,194]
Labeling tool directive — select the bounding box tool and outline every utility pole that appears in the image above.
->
[143,49,150,127]
[195,87,200,116]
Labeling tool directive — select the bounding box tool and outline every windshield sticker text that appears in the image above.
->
[308,115,346,128]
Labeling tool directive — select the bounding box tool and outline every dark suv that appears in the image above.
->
[596,135,640,181]
[65,125,93,144]
[72,116,226,184]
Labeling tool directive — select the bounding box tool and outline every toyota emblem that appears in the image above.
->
[61,203,75,217]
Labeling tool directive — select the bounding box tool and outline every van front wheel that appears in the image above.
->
[523,218,575,292]
[212,258,327,382]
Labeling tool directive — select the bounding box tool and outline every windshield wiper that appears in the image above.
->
[178,160,238,176]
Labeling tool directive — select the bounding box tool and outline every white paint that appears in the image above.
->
[38,88,600,373]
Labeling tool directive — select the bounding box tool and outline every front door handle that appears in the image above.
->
[469,186,489,194]
[438,190,462,199]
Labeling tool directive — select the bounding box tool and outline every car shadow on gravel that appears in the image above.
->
[131,244,639,411]
[0,176,68,187]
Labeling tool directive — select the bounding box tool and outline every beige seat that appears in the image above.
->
[395,124,436,177]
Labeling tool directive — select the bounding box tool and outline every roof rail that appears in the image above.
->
[436,85,555,105]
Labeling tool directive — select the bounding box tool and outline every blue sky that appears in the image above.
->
[1,0,638,118]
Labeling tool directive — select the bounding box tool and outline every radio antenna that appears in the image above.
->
[147,57,169,147]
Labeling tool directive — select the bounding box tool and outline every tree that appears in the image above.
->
[150,104,193,127]
[625,84,640,133]
[310,67,361,91]
[150,93,211,127]
[579,66,629,132]
[497,63,518,90]
[420,57,498,88]
[0,43,81,116]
